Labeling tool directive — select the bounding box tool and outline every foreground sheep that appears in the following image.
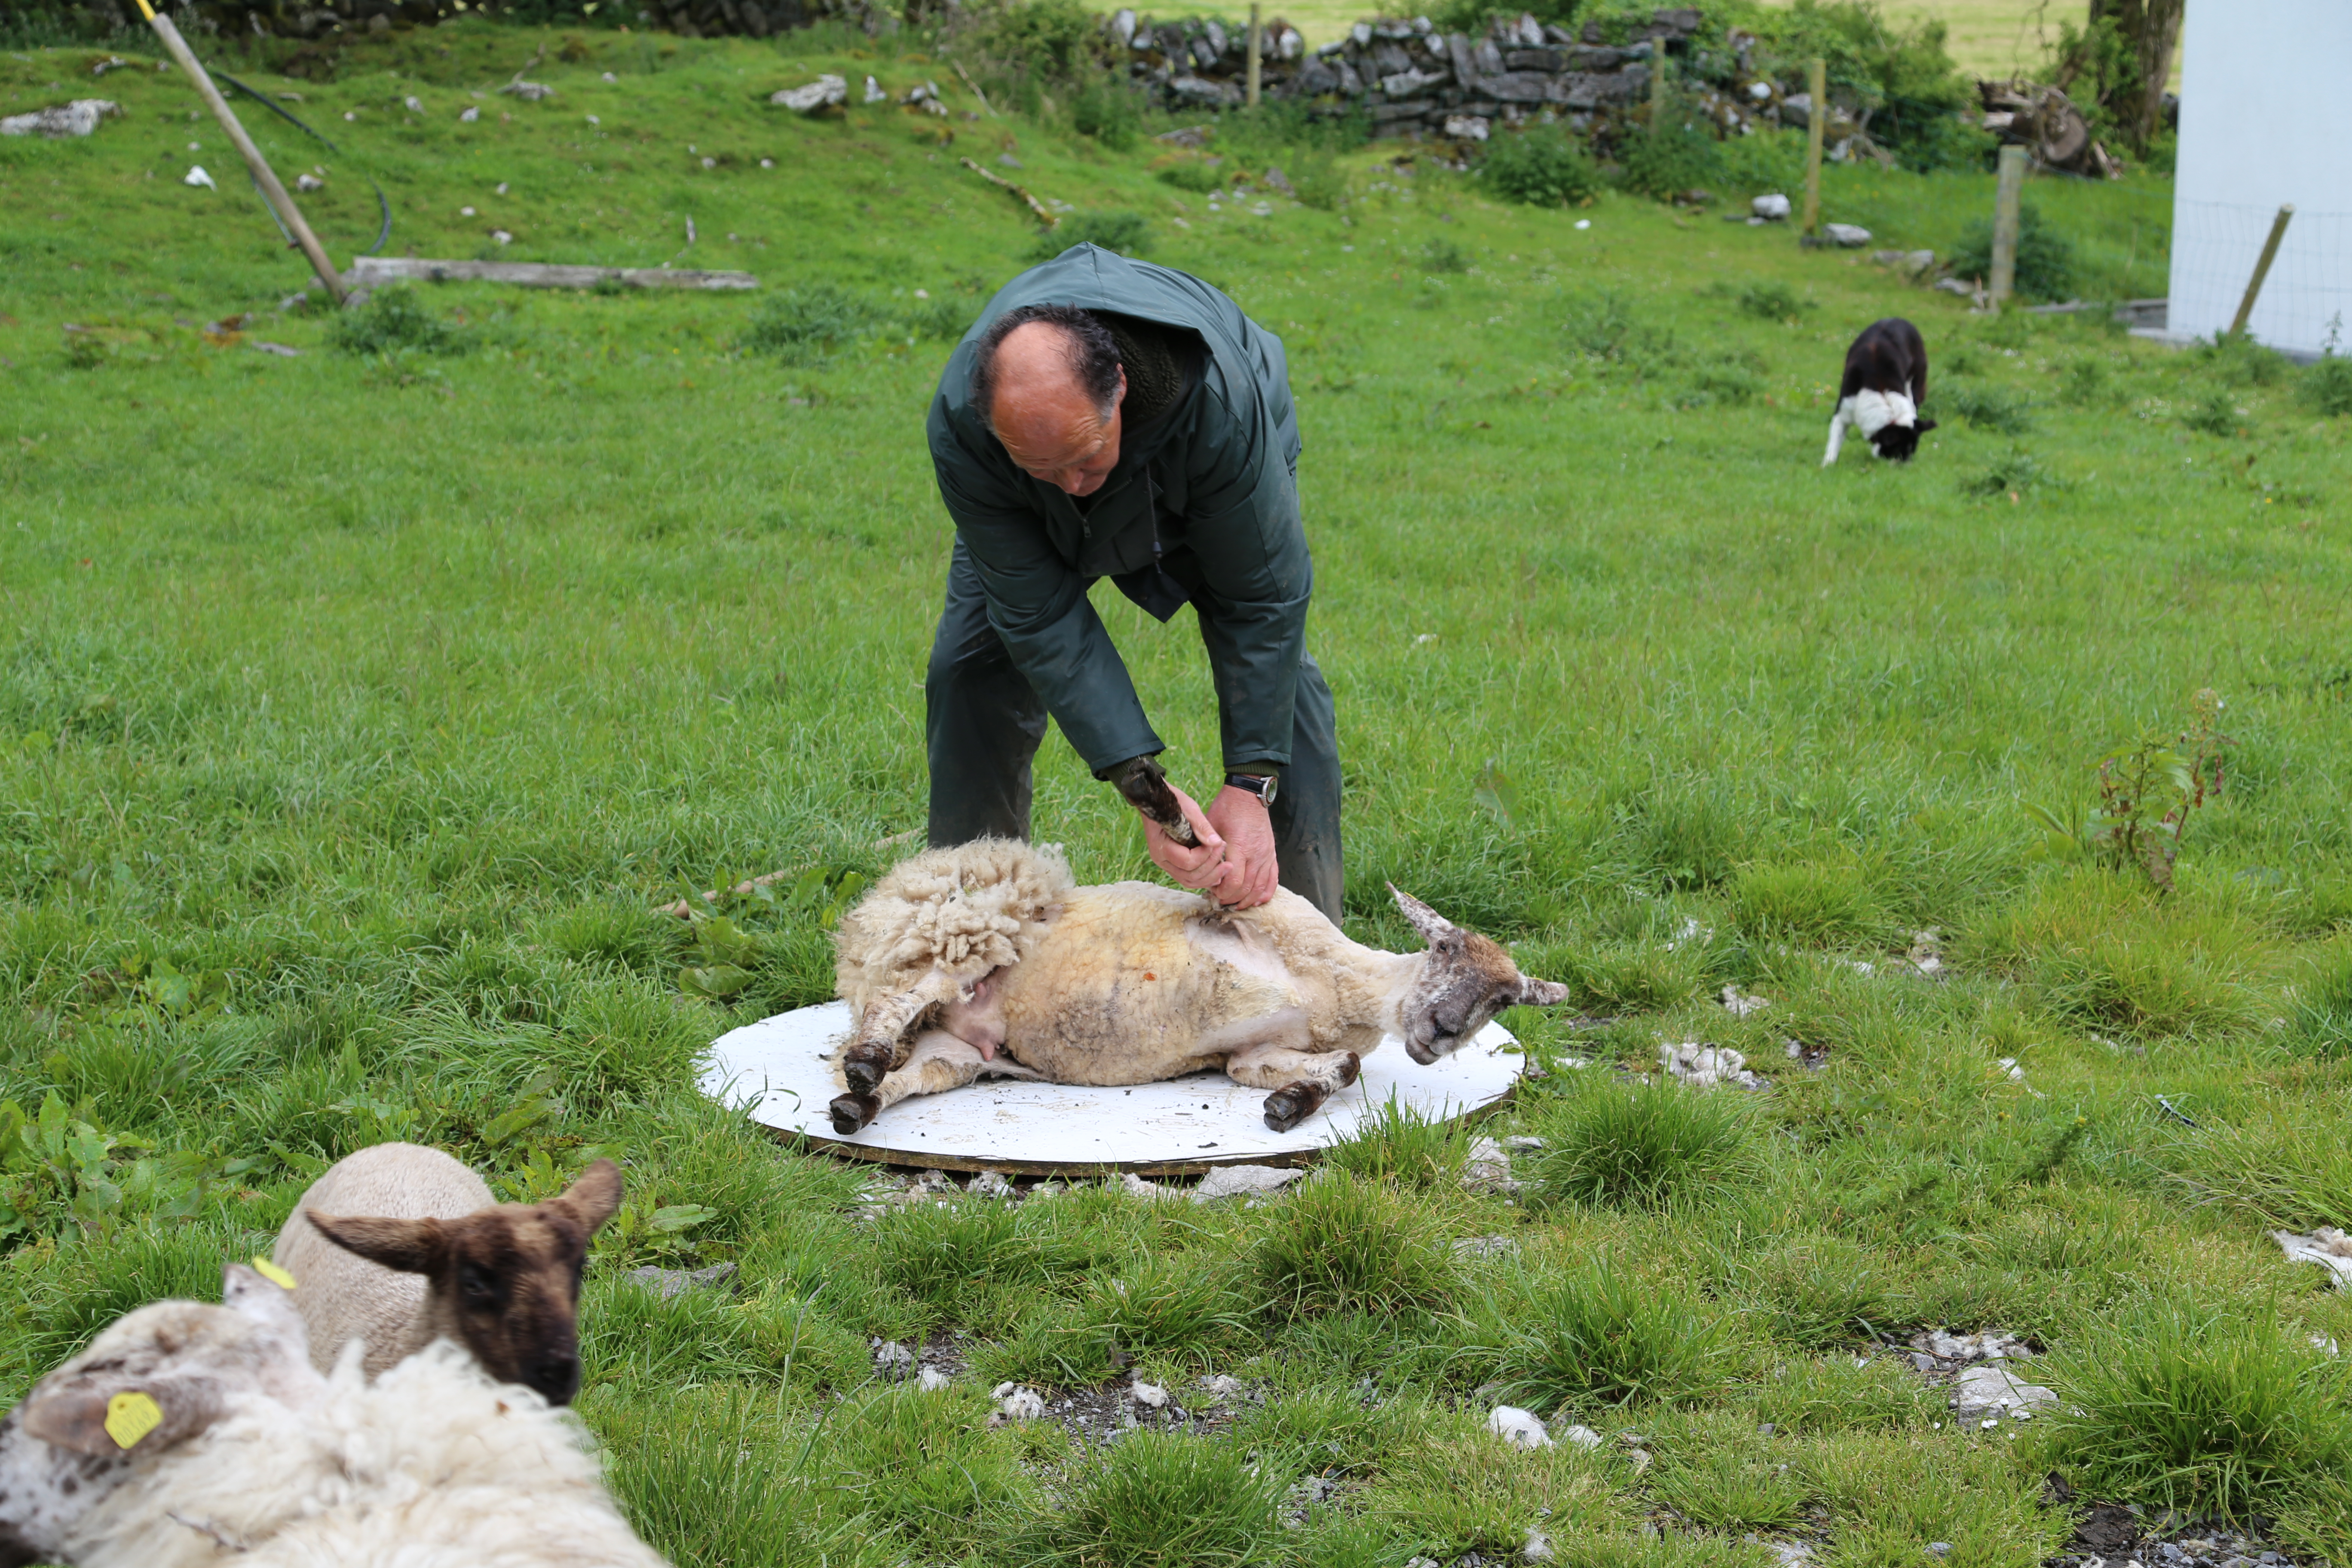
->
[273,1142,622,1405]
[829,839,1569,1134]
[0,1264,668,1568]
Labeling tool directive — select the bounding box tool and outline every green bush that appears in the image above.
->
[1155,161,1226,194]
[975,0,1101,81]
[1033,211,1153,261]
[1618,104,1722,201]
[1482,126,1601,208]
[1070,77,1141,149]
[1949,201,2077,301]
[739,284,882,363]
[2301,353,2352,417]
[328,286,471,356]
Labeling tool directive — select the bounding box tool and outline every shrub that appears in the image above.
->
[1618,104,1722,200]
[1949,201,2076,301]
[1467,1263,1733,1408]
[1070,77,1141,148]
[1034,210,1152,261]
[2041,1306,2352,1519]
[739,284,882,363]
[328,286,469,356]
[1251,1170,1454,1317]
[1734,280,1809,323]
[1155,159,1225,194]
[1483,126,1601,208]
[2303,352,2352,417]
[974,0,1100,82]
[1938,380,2035,434]
[1563,291,1678,367]
[1523,1079,1753,1211]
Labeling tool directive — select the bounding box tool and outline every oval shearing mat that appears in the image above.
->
[700,1001,1525,1176]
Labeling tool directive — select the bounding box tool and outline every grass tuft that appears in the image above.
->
[1323,1091,1473,1189]
[1030,1430,1281,1568]
[1523,1079,1753,1211]
[1466,1262,1733,1409]
[1251,1171,1455,1318]
[2041,1305,2352,1519]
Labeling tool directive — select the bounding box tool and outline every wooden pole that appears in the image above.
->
[2227,203,2294,338]
[1649,31,1668,134]
[1801,56,1824,237]
[1988,144,2026,307]
[1246,3,1262,109]
[131,0,345,303]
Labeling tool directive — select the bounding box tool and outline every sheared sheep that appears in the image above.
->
[272,1142,622,1406]
[828,838,1569,1134]
[0,1264,668,1568]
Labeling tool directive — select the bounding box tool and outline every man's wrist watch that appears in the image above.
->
[1224,771,1279,805]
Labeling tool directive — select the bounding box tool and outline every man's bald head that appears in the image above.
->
[971,305,1128,496]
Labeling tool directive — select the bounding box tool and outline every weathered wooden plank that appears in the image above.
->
[348,257,759,291]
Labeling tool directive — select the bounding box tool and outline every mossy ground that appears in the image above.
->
[4,21,2351,1568]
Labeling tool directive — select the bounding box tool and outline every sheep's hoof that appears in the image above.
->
[829,1093,881,1135]
[1335,1051,1362,1088]
[1262,1081,1329,1133]
[843,1054,887,1095]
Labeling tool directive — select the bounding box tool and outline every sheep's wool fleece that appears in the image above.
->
[835,838,1073,1012]
[63,1340,667,1568]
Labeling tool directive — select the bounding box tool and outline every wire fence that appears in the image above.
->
[2168,198,2351,357]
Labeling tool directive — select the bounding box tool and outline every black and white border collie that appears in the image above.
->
[1823,317,1937,466]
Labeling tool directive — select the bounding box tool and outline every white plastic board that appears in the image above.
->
[700,1001,1524,1174]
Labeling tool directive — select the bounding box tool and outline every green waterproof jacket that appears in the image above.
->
[926,244,1310,775]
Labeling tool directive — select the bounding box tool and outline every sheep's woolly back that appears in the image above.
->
[64,1340,667,1568]
[835,838,1074,1014]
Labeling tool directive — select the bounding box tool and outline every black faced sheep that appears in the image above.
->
[0,1264,668,1568]
[271,1142,622,1406]
[828,839,1570,1134]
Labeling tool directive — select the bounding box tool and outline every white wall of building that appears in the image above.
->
[2170,0,2352,356]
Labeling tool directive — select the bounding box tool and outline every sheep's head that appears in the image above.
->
[0,1265,318,1567]
[1389,885,1570,1065]
[303,1158,622,1408]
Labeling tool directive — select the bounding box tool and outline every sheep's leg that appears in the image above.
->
[1822,404,1850,466]
[842,971,962,1096]
[1225,1042,1363,1134]
[828,1031,1038,1134]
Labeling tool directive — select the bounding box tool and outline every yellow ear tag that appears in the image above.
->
[251,1258,298,1290]
[104,1391,163,1450]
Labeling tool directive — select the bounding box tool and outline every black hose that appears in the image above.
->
[214,70,392,256]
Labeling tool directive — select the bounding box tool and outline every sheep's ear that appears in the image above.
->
[19,1376,227,1459]
[1515,977,1571,1008]
[305,1211,441,1275]
[544,1158,624,1235]
[1387,885,1458,946]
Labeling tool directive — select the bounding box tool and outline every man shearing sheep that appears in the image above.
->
[924,243,1341,919]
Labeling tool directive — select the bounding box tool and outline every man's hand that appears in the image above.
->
[1204,784,1279,909]
[1140,782,1228,894]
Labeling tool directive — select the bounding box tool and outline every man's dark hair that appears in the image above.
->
[971,304,1122,430]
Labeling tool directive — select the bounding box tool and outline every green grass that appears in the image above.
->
[3,15,2352,1566]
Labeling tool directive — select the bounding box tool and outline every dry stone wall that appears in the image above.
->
[1110,6,1832,151]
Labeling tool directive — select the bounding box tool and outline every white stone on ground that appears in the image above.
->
[1950,1363,2057,1420]
[1487,1406,1550,1449]
[1462,1137,1516,1192]
[989,1382,1046,1422]
[1131,1380,1170,1409]
[1721,983,1770,1017]
[1661,1041,1763,1089]
[1198,1373,1245,1403]
[1913,1328,2033,1362]
[968,1170,1014,1199]
[917,1365,951,1391]
[1559,1423,1602,1450]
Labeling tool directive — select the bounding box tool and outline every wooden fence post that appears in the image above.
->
[1246,3,1262,109]
[1989,145,2027,307]
[1801,57,1824,237]
[2227,204,2294,338]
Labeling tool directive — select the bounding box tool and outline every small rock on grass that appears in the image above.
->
[873,1339,916,1376]
[1,98,119,138]
[917,1365,952,1391]
[1721,983,1770,1017]
[1912,1328,2033,1363]
[1454,1234,1521,1262]
[989,1382,1046,1423]
[968,1170,1014,1199]
[1950,1363,2057,1420]
[1131,1379,1170,1409]
[1661,1042,1764,1090]
[1488,1406,1550,1449]
[1462,1137,1517,1193]
[1197,1373,1247,1404]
